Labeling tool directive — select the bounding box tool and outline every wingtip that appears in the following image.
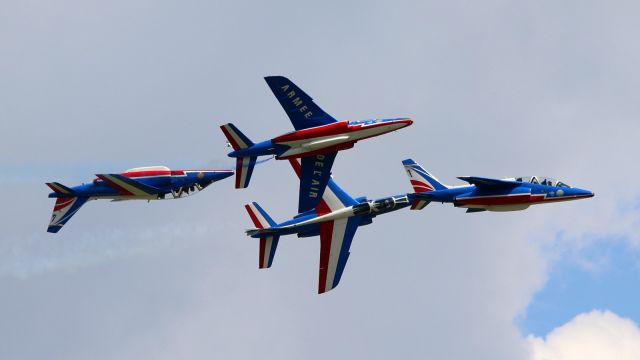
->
[317,286,332,295]
[47,226,61,233]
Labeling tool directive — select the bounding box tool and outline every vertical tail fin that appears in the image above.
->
[220,123,254,150]
[402,159,449,192]
[47,196,88,233]
[245,202,279,269]
[220,123,257,189]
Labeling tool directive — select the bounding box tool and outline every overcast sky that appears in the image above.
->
[1,1,639,359]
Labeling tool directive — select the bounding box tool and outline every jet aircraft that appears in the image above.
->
[402,159,594,212]
[46,166,233,233]
[221,76,412,214]
[244,158,418,294]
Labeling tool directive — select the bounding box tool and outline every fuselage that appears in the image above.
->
[229,118,412,159]
[420,180,594,211]
[48,166,233,201]
[249,193,414,238]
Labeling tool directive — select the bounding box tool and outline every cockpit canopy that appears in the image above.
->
[512,176,570,188]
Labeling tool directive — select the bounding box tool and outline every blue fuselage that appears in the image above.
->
[250,193,415,238]
[417,183,594,211]
[48,170,233,200]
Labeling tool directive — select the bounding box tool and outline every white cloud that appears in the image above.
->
[528,310,640,360]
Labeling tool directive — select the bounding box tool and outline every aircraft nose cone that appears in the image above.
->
[576,188,594,198]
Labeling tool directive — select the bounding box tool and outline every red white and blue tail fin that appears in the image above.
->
[220,123,257,189]
[402,159,449,192]
[245,202,280,269]
[46,182,89,233]
[220,123,254,151]
[402,159,448,210]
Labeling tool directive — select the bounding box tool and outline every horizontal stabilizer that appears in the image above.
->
[245,202,280,268]
[96,174,160,196]
[410,199,430,210]
[234,156,257,189]
[259,236,280,268]
[46,182,75,197]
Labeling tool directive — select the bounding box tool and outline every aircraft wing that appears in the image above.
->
[457,176,520,189]
[290,156,358,213]
[264,76,337,130]
[297,152,338,213]
[318,216,361,294]
[95,174,161,196]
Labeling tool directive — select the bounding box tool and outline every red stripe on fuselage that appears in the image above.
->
[121,169,232,178]
[93,169,232,182]
[455,193,536,206]
[272,120,410,143]
[273,122,349,143]
[318,221,334,294]
[120,170,171,177]
[456,192,593,207]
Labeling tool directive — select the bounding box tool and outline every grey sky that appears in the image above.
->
[1,1,639,359]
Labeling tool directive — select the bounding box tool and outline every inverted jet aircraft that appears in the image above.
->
[402,159,594,212]
[221,76,412,213]
[46,166,233,233]
[244,159,418,294]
